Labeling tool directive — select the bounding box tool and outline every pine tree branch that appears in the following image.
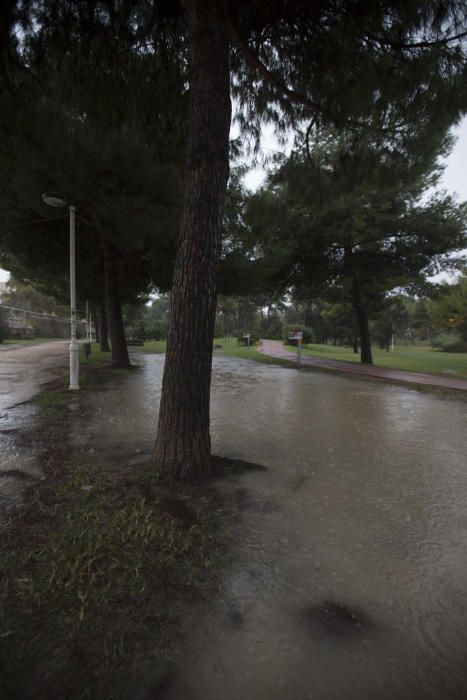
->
[223,0,335,121]
[223,0,407,134]
[365,30,467,51]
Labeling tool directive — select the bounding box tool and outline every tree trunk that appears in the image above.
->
[352,311,359,353]
[99,301,110,352]
[154,0,231,480]
[304,302,313,329]
[103,240,130,368]
[351,277,373,364]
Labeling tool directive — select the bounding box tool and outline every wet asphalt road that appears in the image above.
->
[0,340,70,411]
[0,341,71,519]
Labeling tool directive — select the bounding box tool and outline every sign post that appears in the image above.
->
[288,331,303,368]
[242,333,251,351]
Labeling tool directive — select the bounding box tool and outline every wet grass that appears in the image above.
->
[79,343,112,364]
[0,460,229,699]
[136,340,166,354]
[214,337,297,369]
[1,375,238,699]
[299,342,467,378]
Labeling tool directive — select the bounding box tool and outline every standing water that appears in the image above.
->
[8,351,467,699]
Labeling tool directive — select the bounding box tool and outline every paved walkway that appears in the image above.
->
[0,340,70,411]
[258,339,467,392]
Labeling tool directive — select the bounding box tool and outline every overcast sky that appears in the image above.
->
[1,117,466,285]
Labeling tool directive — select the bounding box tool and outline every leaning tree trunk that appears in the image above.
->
[103,240,130,368]
[351,277,373,364]
[99,301,110,353]
[154,0,231,480]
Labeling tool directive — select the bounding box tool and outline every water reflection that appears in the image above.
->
[68,353,467,698]
[76,353,467,699]
[3,350,467,698]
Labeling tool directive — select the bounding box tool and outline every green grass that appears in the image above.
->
[298,342,467,378]
[214,337,297,368]
[79,341,166,364]
[83,336,467,379]
[1,457,228,698]
[79,342,112,364]
[136,340,166,354]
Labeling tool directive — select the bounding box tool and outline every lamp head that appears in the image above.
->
[42,193,67,208]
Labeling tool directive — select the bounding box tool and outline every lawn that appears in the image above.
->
[79,340,166,364]
[298,342,467,378]
[214,337,297,368]
[83,337,467,379]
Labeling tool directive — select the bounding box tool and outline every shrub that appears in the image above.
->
[432,332,467,353]
[283,324,313,346]
[149,320,168,341]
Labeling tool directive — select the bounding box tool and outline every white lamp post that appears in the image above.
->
[42,193,80,390]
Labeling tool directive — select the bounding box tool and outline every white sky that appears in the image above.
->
[0,117,465,285]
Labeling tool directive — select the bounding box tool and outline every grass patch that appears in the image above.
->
[135,340,166,354]
[214,337,297,369]
[1,378,240,698]
[298,342,467,378]
[79,343,112,365]
[0,459,228,698]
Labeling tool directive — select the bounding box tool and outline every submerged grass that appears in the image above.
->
[1,462,227,699]
[214,337,297,369]
[1,380,231,699]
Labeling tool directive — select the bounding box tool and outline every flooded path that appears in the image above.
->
[2,350,467,698]
[66,353,467,699]
[0,341,69,517]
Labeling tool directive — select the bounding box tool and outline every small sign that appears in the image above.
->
[288,332,303,341]
[243,334,250,339]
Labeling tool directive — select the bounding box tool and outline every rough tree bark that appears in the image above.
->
[351,277,373,364]
[99,301,110,353]
[344,239,372,364]
[103,239,131,368]
[154,0,231,480]
[352,311,359,354]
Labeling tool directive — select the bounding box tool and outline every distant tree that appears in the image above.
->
[412,300,434,343]
[372,297,409,351]
[247,126,466,364]
[0,306,8,342]
[0,277,70,317]
[428,272,467,346]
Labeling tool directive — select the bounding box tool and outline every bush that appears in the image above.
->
[149,320,168,341]
[283,324,313,346]
[432,332,467,353]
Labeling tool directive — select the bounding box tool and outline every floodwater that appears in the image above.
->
[2,349,467,698]
[0,341,69,518]
[67,353,467,700]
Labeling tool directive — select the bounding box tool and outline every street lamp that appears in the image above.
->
[41,193,79,390]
